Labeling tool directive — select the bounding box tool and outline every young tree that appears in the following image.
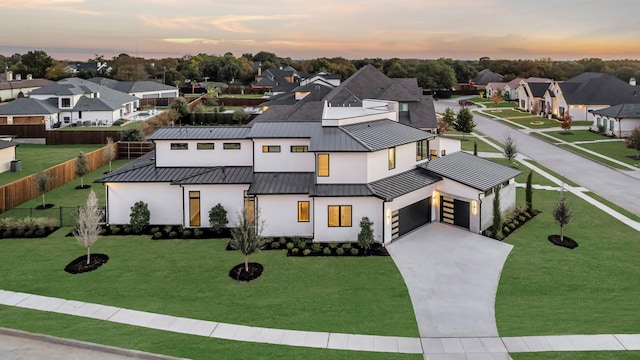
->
[75,152,88,189]
[170,97,190,119]
[129,201,150,234]
[552,192,572,242]
[473,141,478,156]
[442,107,456,126]
[74,190,101,265]
[561,111,573,133]
[357,216,374,251]
[209,203,228,234]
[437,117,450,134]
[503,134,518,166]
[625,126,640,159]
[229,210,266,273]
[492,188,502,239]
[103,137,116,172]
[491,91,503,106]
[454,107,476,140]
[35,170,52,208]
[525,171,533,211]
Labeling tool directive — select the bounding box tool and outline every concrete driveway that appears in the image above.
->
[387,223,513,338]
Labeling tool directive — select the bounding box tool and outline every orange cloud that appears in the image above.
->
[0,0,100,15]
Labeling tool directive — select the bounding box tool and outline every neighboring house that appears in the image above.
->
[474,69,503,88]
[0,97,60,128]
[65,62,111,76]
[88,78,179,100]
[299,72,342,87]
[0,135,19,173]
[0,71,52,101]
[260,81,335,108]
[517,79,553,114]
[485,82,507,100]
[590,103,640,138]
[96,98,520,243]
[252,67,300,94]
[25,78,139,128]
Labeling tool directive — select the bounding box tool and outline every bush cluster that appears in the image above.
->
[256,236,387,257]
[483,205,540,240]
[0,217,58,239]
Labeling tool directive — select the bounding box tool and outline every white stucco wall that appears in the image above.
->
[366,142,421,182]
[154,139,253,167]
[72,110,119,126]
[382,184,438,243]
[257,195,314,237]
[253,138,314,172]
[0,147,16,173]
[180,184,248,228]
[567,105,606,122]
[313,196,384,243]
[479,182,518,232]
[434,179,482,232]
[316,152,368,184]
[429,137,461,158]
[105,182,183,225]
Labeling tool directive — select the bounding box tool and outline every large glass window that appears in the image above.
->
[610,119,615,131]
[318,154,329,177]
[388,147,396,170]
[430,149,438,160]
[223,143,241,150]
[61,98,71,108]
[290,145,309,152]
[262,145,281,153]
[416,139,428,161]
[197,143,215,150]
[171,143,188,150]
[328,205,352,227]
[298,201,310,222]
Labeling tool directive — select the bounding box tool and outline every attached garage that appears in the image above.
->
[392,197,432,239]
[0,117,6,124]
[13,116,44,125]
[440,196,470,229]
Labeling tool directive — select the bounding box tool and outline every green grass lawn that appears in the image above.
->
[557,144,631,170]
[0,230,418,337]
[511,352,640,360]
[496,188,640,336]
[520,160,580,187]
[537,130,612,143]
[488,158,556,187]
[459,138,501,153]
[476,101,517,108]
[0,144,103,184]
[485,109,530,118]
[56,121,140,131]
[0,307,419,360]
[576,141,640,167]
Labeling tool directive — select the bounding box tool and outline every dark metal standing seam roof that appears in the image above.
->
[148,126,252,140]
[369,168,442,201]
[340,119,435,151]
[248,172,314,195]
[247,122,320,138]
[310,184,377,198]
[421,151,521,192]
[0,140,19,149]
[172,167,253,185]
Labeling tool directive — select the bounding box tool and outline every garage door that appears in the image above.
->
[392,198,432,239]
[0,117,7,124]
[13,116,44,124]
[440,196,470,229]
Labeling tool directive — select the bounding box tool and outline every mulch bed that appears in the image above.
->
[228,262,263,282]
[35,204,55,210]
[75,185,92,190]
[64,254,109,274]
[548,235,579,249]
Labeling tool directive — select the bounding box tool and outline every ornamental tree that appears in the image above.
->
[209,203,228,234]
[552,193,572,242]
[625,126,640,159]
[129,201,150,234]
[503,134,518,166]
[75,152,88,188]
[35,170,52,208]
[454,107,476,140]
[103,137,116,172]
[74,190,101,265]
[357,216,374,251]
[229,210,266,273]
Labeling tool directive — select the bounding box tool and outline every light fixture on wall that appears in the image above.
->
[471,200,478,215]
[386,208,391,225]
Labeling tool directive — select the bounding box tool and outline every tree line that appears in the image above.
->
[2,50,640,92]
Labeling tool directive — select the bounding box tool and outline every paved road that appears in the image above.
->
[434,99,640,217]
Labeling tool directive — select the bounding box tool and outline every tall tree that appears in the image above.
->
[526,171,533,211]
[16,50,55,78]
[414,59,457,90]
[75,152,89,189]
[552,192,572,242]
[357,217,375,251]
[74,190,101,265]
[35,171,52,208]
[454,107,476,140]
[493,187,502,238]
[503,134,518,166]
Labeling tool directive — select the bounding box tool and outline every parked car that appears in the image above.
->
[458,99,475,106]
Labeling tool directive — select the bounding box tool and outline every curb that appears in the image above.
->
[0,327,189,360]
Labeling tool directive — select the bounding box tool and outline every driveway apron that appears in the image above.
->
[387,223,513,338]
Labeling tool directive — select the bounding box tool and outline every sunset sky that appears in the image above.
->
[2,0,639,61]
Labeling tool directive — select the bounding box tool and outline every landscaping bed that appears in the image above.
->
[0,217,59,239]
[482,206,540,240]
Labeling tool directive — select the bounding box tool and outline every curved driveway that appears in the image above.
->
[434,99,640,217]
[387,223,513,338]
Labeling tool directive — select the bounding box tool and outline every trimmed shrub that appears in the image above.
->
[193,228,204,238]
[311,243,321,253]
[322,247,332,255]
[153,231,163,239]
[291,248,299,255]
[129,201,150,234]
[279,237,287,245]
[270,242,280,249]
[169,231,178,238]
[111,226,121,235]
[303,249,312,256]
[286,242,294,250]
[342,242,352,250]
[336,247,345,256]
[182,229,192,238]
[350,248,359,256]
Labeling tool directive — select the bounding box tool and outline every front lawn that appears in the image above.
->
[511,352,640,360]
[538,130,612,143]
[0,230,418,337]
[496,188,640,336]
[0,144,102,184]
[557,144,631,170]
[576,141,640,167]
[0,306,419,360]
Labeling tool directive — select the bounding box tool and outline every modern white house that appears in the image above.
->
[87,78,179,100]
[20,78,140,128]
[97,99,520,244]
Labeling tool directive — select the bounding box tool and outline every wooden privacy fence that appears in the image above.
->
[0,143,117,212]
[0,124,46,138]
[46,130,122,145]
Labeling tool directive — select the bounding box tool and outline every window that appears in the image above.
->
[441,150,446,157]
[597,118,601,127]
[318,153,329,177]
[223,143,241,150]
[197,143,215,150]
[399,103,409,112]
[610,119,615,131]
[78,111,82,119]
[430,150,438,160]
[298,201,310,222]
[559,107,565,116]
[189,191,200,227]
[388,147,396,170]
[416,139,428,161]
[290,145,309,153]
[61,98,71,108]
[520,100,525,108]
[262,145,281,153]
[328,205,352,227]
[170,143,188,150]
